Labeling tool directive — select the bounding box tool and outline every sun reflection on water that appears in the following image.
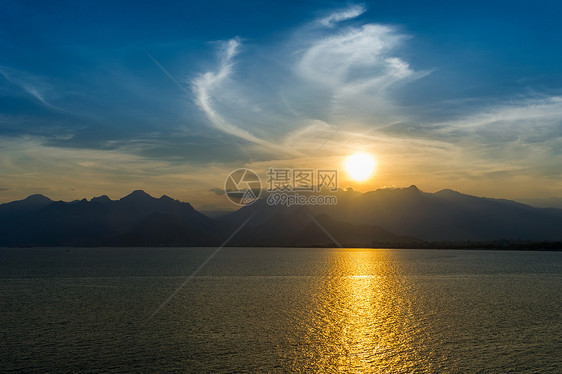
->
[282,249,426,373]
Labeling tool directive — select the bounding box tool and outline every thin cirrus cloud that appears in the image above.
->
[438,96,562,140]
[319,4,367,27]
[0,66,74,114]
[288,21,419,149]
[380,95,562,160]
[296,24,413,92]
[189,5,418,158]
[190,38,296,158]
[439,96,562,174]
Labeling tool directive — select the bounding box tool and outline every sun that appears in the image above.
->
[344,152,376,182]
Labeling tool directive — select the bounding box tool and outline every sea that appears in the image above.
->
[1,247,561,373]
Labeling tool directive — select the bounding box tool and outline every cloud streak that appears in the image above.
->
[319,4,366,27]
[0,66,74,114]
[439,96,562,140]
[189,6,418,159]
[191,38,294,157]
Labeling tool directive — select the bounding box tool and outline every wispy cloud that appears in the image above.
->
[189,6,420,159]
[293,23,417,135]
[191,38,293,157]
[319,4,366,27]
[209,187,225,196]
[297,24,411,87]
[0,66,74,114]
[438,96,562,141]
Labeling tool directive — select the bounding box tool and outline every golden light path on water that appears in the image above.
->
[280,249,431,373]
[2,248,560,372]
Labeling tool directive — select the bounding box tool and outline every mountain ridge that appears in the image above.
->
[1,188,561,246]
[222,186,562,241]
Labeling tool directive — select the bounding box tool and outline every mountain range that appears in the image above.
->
[1,187,561,247]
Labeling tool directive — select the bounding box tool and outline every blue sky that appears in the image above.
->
[1,0,561,207]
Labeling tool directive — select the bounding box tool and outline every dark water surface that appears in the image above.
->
[1,247,561,373]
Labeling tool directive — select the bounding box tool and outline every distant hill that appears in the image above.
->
[1,187,561,247]
[222,186,562,241]
[517,197,562,209]
[0,191,225,247]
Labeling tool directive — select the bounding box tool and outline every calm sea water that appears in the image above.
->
[1,247,561,373]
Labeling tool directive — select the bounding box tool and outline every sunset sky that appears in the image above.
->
[1,0,561,209]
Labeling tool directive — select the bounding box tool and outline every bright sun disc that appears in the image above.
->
[345,153,376,181]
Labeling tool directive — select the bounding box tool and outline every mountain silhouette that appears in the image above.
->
[0,194,52,215]
[0,187,561,247]
[0,191,225,246]
[222,186,562,241]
